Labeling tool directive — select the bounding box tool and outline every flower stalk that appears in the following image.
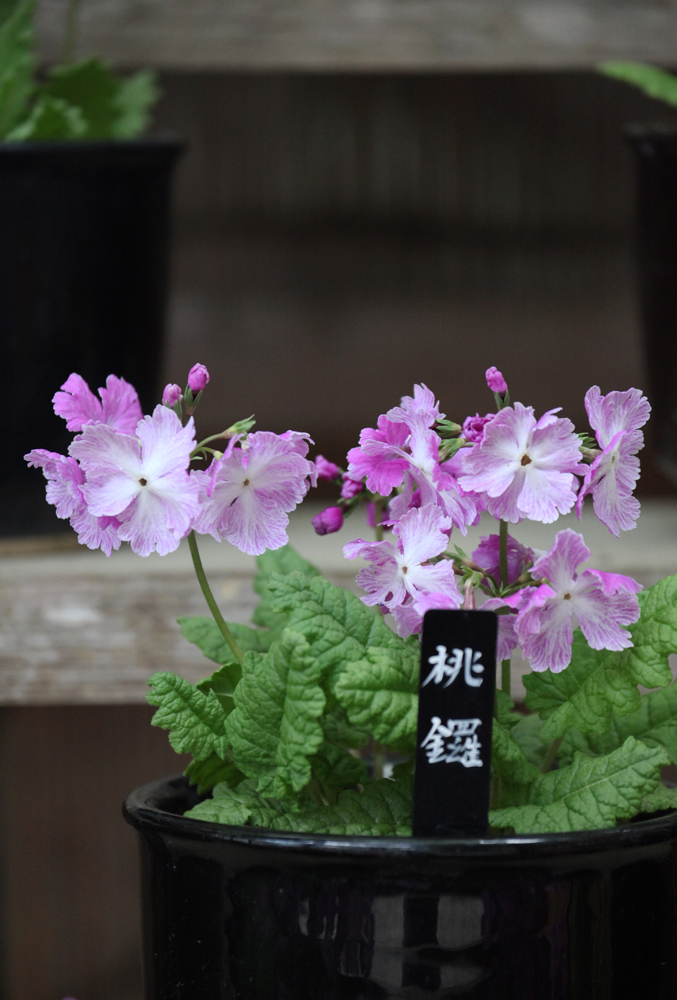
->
[188,530,245,667]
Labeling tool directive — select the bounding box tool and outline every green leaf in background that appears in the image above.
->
[560,682,677,765]
[311,742,368,791]
[640,785,677,814]
[226,630,326,798]
[524,576,677,740]
[490,736,668,834]
[494,689,520,728]
[491,720,541,809]
[321,702,370,750]
[0,0,34,138]
[187,776,413,836]
[179,615,273,667]
[147,671,229,761]
[269,572,410,689]
[510,712,549,769]
[185,752,244,795]
[252,545,320,631]
[599,62,677,108]
[334,645,420,751]
[7,93,86,139]
[42,59,158,140]
[196,664,241,714]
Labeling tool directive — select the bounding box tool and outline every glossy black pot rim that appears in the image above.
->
[0,135,184,155]
[124,774,677,862]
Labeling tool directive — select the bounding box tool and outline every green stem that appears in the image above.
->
[372,742,385,780]
[501,659,511,697]
[187,531,245,667]
[499,518,509,589]
[541,737,563,774]
[61,0,83,63]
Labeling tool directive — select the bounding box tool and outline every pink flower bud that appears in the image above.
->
[314,455,341,481]
[162,383,182,407]
[462,412,495,444]
[340,474,364,499]
[485,366,507,395]
[187,363,210,393]
[312,506,344,535]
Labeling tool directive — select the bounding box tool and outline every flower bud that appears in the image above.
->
[312,506,344,535]
[314,455,341,481]
[340,475,364,499]
[485,366,507,395]
[462,412,494,444]
[162,383,182,407]
[187,363,210,393]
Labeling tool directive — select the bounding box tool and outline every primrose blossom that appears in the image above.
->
[187,363,210,393]
[485,367,507,395]
[314,455,341,481]
[313,506,343,535]
[472,532,534,585]
[459,402,585,524]
[462,412,494,444]
[576,386,650,536]
[343,504,461,613]
[162,383,182,407]
[53,373,143,434]
[514,529,641,673]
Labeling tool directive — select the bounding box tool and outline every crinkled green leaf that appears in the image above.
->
[7,93,86,140]
[334,646,419,750]
[491,720,541,808]
[252,545,320,631]
[147,671,229,761]
[179,615,272,667]
[524,578,677,740]
[510,713,548,768]
[187,777,412,835]
[494,689,520,728]
[490,737,668,834]
[640,785,677,814]
[311,742,368,790]
[226,630,325,798]
[112,69,159,138]
[599,62,677,108]
[0,0,34,138]
[196,665,240,714]
[561,683,677,765]
[269,572,411,689]
[321,702,370,749]
[185,753,244,795]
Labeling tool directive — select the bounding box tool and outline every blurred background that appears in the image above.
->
[3,1,677,998]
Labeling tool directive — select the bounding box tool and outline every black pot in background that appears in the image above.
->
[627,127,677,483]
[124,774,677,1000]
[0,138,183,536]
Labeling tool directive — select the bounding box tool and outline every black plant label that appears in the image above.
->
[412,609,497,837]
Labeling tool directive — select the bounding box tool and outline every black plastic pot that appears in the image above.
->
[124,774,677,1000]
[627,127,677,483]
[0,138,183,535]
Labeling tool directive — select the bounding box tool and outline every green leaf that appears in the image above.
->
[334,646,419,750]
[490,737,669,834]
[311,743,368,790]
[186,777,412,835]
[269,572,410,689]
[252,545,320,631]
[178,615,273,667]
[112,69,159,138]
[560,683,677,765]
[196,664,240,714]
[226,631,326,798]
[524,577,677,740]
[0,0,35,139]
[510,713,549,768]
[185,753,244,795]
[321,702,370,749]
[599,62,677,108]
[640,785,677,814]
[147,671,229,761]
[491,720,541,808]
[494,689,520,728]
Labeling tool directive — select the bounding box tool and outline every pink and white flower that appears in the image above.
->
[459,402,585,524]
[53,373,143,435]
[194,430,314,555]
[343,504,461,612]
[462,412,495,444]
[386,383,444,429]
[514,529,641,673]
[70,405,200,557]
[472,532,534,585]
[576,386,651,536]
[391,590,460,638]
[24,449,121,556]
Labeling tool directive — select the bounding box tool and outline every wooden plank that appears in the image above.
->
[35,0,677,71]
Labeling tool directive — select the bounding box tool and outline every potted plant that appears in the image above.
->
[600,62,677,490]
[28,365,677,998]
[0,0,181,535]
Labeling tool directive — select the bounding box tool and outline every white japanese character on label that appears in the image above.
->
[422,646,484,688]
[420,716,483,767]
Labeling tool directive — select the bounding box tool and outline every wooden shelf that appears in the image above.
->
[36,0,677,72]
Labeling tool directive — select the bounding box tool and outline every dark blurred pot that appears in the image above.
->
[124,774,677,1000]
[627,126,677,483]
[0,137,183,535]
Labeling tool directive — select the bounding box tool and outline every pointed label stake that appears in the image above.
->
[412,609,497,837]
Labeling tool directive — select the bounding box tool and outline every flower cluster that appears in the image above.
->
[26,368,315,558]
[314,369,649,674]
